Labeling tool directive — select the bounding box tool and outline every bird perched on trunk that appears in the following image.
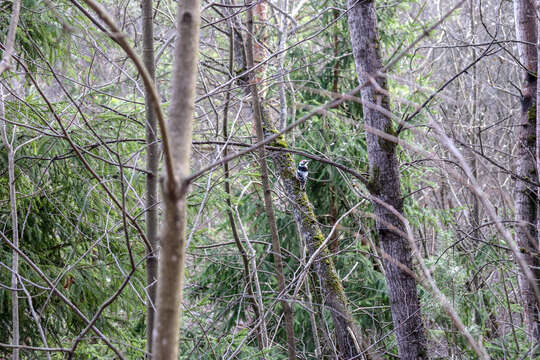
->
[296,160,309,190]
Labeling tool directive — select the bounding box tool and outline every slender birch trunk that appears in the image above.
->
[141,0,159,356]
[1,85,20,360]
[347,1,428,359]
[151,0,201,358]
[0,2,22,357]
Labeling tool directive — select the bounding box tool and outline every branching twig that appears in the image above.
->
[75,0,175,186]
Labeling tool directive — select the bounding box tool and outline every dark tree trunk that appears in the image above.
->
[141,0,159,357]
[515,0,540,342]
[347,1,428,359]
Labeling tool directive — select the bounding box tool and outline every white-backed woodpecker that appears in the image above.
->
[296,160,309,190]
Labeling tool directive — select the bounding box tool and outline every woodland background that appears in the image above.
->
[1,0,539,359]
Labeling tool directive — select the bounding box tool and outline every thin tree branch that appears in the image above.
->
[75,0,175,186]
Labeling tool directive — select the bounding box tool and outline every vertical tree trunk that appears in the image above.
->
[141,0,159,357]
[235,214,269,349]
[525,0,540,343]
[245,6,297,358]
[151,0,201,358]
[247,117,368,358]
[225,4,366,357]
[515,0,540,342]
[8,131,19,360]
[232,3,365,357]
[1,86,20,360]
[469,0,481,250]
[222,23,264,348]
[275,152,366,359]
[347,1,428,359]
[0,2,22,358]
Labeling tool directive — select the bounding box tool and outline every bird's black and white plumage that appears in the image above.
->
[296,160,309,190]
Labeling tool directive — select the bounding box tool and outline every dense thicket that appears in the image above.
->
[1,0,539,359]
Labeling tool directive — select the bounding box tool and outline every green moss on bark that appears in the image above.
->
[378,121,397,152]
[366,165,380,194]
[527,104,536,147]
[528,103,536,122]
[325,262,348,304]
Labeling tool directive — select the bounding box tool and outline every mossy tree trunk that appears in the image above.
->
[266,132,366,359]
[228,5,366,357]
[244,5,297,359]
[251,94,369,359]
[347,1,428,359]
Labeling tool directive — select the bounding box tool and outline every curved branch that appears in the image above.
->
[75,0,175,185]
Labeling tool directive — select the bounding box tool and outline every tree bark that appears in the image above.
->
[141,0,159,357]
[347,1,428,359]
[272,146,366,359]
[235,212,269,349]
[1,85,20,360]
[245,6,297,358]
[227,4,366,357]
[514,0,540,343]
[254,117,368,358]
[524,0,540,343]
[0,1,22,357]
[151,0,201,358]
[222,21,264,348]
